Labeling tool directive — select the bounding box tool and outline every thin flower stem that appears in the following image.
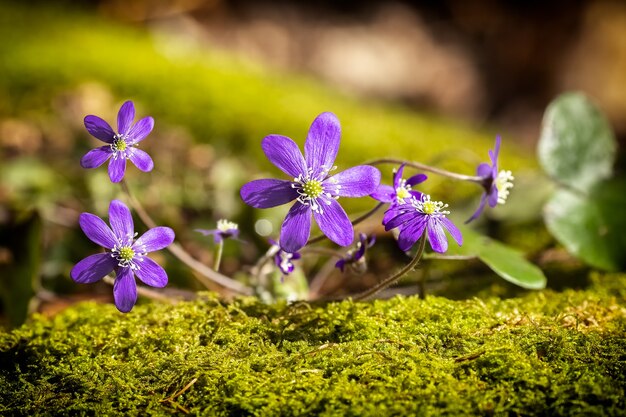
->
[307,202,384,246]
[365,158,484,183]
[103,275,178,304]
[353,235,426,301]
[120,180,252,295]
[214,241,224,272]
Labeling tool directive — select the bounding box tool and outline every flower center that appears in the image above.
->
[291,166,341,214]
[302,180,323,199]
[413,195,450,216]
[111,245,138,269]
[111,135,128,152]
[495,170,514,205]
[396,185,411,201]
[217,219,238,232]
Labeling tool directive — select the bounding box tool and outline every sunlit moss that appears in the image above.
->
[1,274,624,416]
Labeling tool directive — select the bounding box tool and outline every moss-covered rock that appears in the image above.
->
[1,273,625,416]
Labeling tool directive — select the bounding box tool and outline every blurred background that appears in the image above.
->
[1,0,625,326]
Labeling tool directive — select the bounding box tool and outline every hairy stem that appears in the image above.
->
[353,235,426,301]
[366,158,484,183]
[120,180,252,295]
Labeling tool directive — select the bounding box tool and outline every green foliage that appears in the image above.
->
[539,92,625,271]
[538,92,616,192]
[448,226,547,289]
[0,210,42,328]
[1,274,625,416]
[545,179,626,271]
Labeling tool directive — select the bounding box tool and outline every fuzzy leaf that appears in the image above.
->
[544,178,626,271]
[538,93,616,192]
[448,226,547,289]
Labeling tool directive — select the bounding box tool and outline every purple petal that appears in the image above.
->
[280,203,311,253]
[129,149,154,172]
[328,165,381,197]
[113,267,137,313]
[134,257,168,288]
[79,213,117,248]
[409,190,424,199]
[313,198,353,247]
[70,253,116,284]
[397,216,427,251]
[465,193,488,224]
[127,116,154,145]
[370,185,395,203]
[488,186,499,207]
[134,227,175,253]
[108,156,126,183]
[109,200,134,241]
[440,217,463,246]
[80,146,112,169]
[492,135,501,165]
[393,164,406,188]
[476,163,492,177]
[84,115,115,143]
[406,173,427,187]
[262,135,307,178]
[304,112,341,177]
[427,218,448,253]
[240,179,298,209]
[384,207,417,231]
[117,101,135,135]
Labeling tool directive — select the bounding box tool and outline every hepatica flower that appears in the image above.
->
[70,200,175,312]
[267,240,302,276]
[196,219,240,243]
[335,233,376,273]
[385,194,462,253]
[371,164,427,225]
[466,135,515,223]
[240,112,381,252]
[82,101,155,183]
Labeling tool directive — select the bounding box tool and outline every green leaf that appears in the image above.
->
[447,226,547,289]
[544,178,626,271]
[538,92,617,192]
[0,210,42,328]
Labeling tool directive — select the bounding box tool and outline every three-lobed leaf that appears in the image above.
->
[544,179,626,271]
[538,92,616,192]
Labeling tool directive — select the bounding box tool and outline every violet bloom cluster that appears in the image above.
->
[371,163,427,224]
[240,112,381,253]
[385,194,463,253]
[466,135,514,223]
[268,240,302,276]
[70,200,175,312]
[82,101,155,183]
[335,233,376,273]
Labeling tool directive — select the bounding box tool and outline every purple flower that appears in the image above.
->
[81,101,155,183]
[466,136,514,223]
[385,194,462,253]
[371,164,427,225]
[240,112,381,252]
[268,240,301,276]
[335,233,376,273]
[196,219,240,243]
[70,199,175,312]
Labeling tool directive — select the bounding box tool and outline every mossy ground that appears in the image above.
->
[1,273,625,416]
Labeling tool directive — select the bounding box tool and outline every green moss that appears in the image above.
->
[1,274,625,416]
